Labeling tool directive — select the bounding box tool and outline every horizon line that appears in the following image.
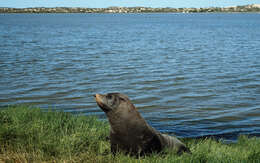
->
[0,4,259,9]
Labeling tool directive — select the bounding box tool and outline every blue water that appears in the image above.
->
[0,13,260,141]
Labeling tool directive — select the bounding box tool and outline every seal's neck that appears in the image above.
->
[106,107,148,134]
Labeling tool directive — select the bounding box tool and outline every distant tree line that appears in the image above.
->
[0,5,260,13]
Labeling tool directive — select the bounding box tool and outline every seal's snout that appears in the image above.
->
[95,94,103,105]
[95,94,101,100]
[95,94,110,112]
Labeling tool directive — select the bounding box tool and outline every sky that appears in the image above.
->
[0,0,260,8]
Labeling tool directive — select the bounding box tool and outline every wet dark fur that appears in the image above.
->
[95,93,191,156]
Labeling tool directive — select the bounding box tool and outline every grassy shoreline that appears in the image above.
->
[0,106,260,162]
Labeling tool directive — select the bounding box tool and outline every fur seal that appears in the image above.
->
[94,93,191,156]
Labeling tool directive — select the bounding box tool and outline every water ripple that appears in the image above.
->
[0,13,260,141]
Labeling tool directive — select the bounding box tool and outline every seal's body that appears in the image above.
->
[94,93,190,156]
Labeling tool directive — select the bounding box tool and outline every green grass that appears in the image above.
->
[0,105,260,162]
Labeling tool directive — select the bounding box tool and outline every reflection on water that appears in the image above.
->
[0,13,260,140]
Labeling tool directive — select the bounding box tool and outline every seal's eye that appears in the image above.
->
[107,94,113,100]
[119,97,126,102]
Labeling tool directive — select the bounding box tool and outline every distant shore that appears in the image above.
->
[1,4,260,13]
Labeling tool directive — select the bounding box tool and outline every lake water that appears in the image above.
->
[0,13,260,141]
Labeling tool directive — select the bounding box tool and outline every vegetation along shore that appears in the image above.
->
[0,106,260,162]
[0,4,260,13]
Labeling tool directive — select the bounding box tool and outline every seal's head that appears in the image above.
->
[94,93,131,113]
